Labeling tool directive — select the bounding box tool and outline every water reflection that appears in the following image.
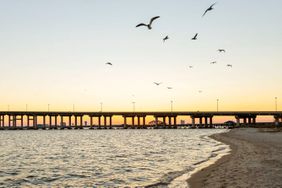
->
[0,129,227,187]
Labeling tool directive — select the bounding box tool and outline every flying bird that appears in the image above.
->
[136,16,160,30]
[163,35,169,42]
[167,87,173,89]
[189,66,193,69]
[202,3,216,17]
[218,49,226,53]
[105,62,112,66]
[227,64,233,68]
[210,61,217,64]
[191,33,198,40]
[154,82,162,86]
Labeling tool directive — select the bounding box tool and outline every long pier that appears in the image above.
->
[0,111,281,130]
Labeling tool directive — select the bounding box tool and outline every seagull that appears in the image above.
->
[163,35,169,42]
[189,66,193,69]
[202,3,216,17]
[191,33,198,40]
[218,49,226,53]
[167,87,173,89]
[105,62,112,66]
[154,82,162,86]
[227,64,232,68]
[210,61,217,64]
[136,16,160,30]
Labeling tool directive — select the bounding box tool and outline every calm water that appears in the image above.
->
[0,129,229,187]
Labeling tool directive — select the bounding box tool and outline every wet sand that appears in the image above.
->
[188,128,282,188]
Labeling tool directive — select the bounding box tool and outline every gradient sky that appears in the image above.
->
[0,0,281,112]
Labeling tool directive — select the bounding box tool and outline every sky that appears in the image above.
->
[0,0,281,112]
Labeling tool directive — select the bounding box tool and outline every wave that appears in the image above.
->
[144,133,231,188]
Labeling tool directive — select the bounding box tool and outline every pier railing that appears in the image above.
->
[0,111,281,130]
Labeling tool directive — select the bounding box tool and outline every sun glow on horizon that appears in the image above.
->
[0,0,281,112]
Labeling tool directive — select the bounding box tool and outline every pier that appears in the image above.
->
[0,111,281,130]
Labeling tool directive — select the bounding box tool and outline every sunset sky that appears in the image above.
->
[0,0,281,112]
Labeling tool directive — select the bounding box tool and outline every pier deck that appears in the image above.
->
[0,111,281,130]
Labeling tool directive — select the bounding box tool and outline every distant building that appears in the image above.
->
[148,120,164,125]
[224,121,236,127]
[60,122,66,126]
[37,124,44,128]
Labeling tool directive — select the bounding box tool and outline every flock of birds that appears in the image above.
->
[105,2,232,93]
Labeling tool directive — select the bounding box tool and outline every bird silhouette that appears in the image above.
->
[153,82,162,86]
[136,16,160,30]
[167,87,173,89]
[202,3,216,17]
[191,33,198,40]
[189,66,193,69]
[210,61,217,64]
[218,49,226,53]
[227,64,233,68]
[105,62,112,66]
[163,35,169,42]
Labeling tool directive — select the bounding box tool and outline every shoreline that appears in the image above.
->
[168,132,231,188]
[188,128,282,188]
[146,130,231,188]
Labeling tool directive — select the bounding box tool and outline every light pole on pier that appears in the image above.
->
[100,102,103,112]
[132,102,136,112]
[275,97,278,112]
[170,100,173,112]
[217,99,219,112]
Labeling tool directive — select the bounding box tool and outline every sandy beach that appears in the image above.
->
[188,128,282,188]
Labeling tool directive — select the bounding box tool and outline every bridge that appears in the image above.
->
[0,111,281,130]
